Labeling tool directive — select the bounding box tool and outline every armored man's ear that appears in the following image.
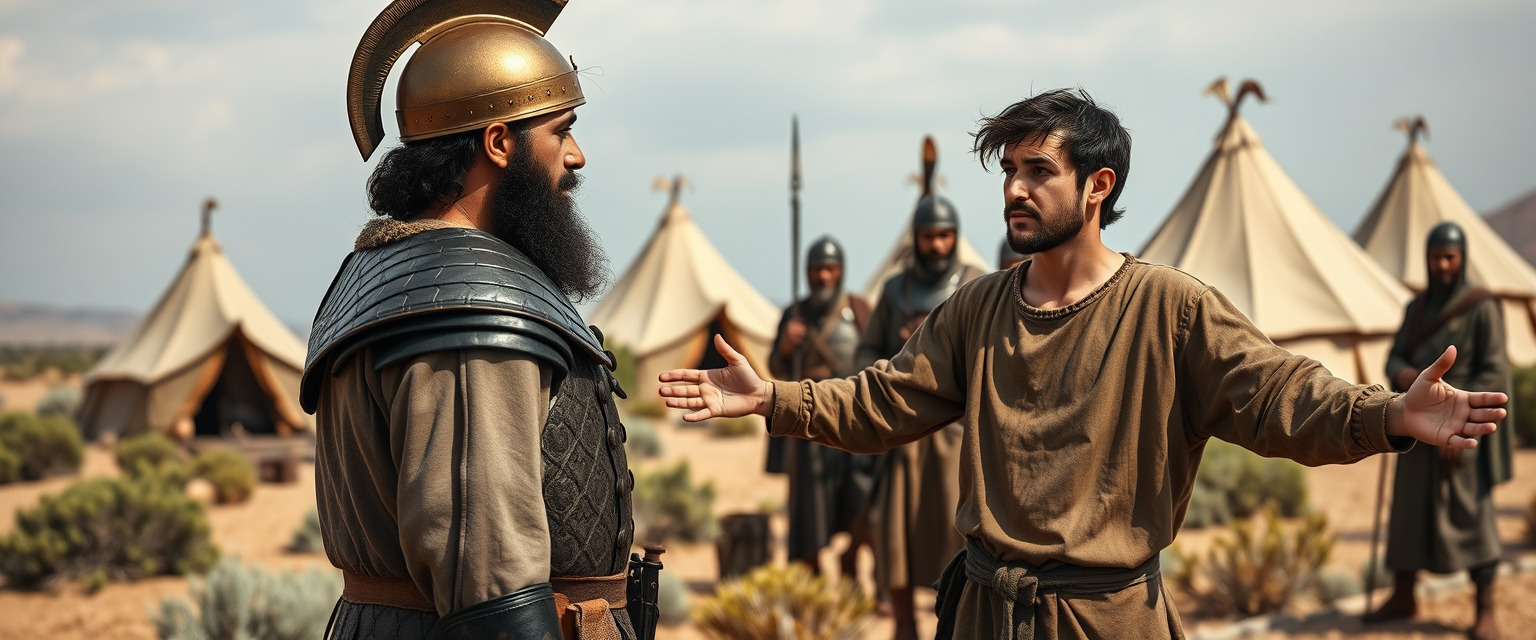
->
[346,0,577,161]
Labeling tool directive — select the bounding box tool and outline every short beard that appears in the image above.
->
[488,140,609,302]
[1005,198,1085,255]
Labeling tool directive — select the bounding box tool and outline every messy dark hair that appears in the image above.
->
[366,126,530,220]
[972,89,1132,228]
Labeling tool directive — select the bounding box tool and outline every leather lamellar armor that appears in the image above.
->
[877,266,975,356]
[302,227,634,579]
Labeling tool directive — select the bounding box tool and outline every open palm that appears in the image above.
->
[658,335,771,422]
[1399,346,1507,448]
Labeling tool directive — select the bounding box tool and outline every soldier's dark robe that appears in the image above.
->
[766,258,1408,639]
[858,263,980,592]
[1383,281,1514,575]
[766,292,874,561]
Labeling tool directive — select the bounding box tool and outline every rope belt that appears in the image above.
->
[959,538,1160,640]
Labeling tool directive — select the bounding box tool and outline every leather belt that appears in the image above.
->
[552,573,628,640]
[341,571,436,613]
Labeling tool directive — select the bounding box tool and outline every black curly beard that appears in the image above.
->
[488,140,610,302]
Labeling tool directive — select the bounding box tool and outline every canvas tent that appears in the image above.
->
[587,178,781,399]
[1353,118,1536,366]
[1485,188,1536,270]
[78,203,308,440]
[1139,80,1412,385]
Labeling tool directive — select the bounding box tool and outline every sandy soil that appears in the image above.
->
[0,408,1532,640]
[0,371,74,414]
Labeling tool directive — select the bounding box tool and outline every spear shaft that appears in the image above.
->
[789,116,803,381]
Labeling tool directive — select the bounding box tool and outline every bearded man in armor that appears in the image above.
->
[300,2,644,639]
[766,237,875,577]
[857,196,980,640]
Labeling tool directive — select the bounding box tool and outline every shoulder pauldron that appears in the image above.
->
[300,227,611,412]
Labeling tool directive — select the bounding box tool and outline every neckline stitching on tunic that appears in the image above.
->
[1012,253,1136,320]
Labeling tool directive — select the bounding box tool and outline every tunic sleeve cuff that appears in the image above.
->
[767,380,809,437]
[1351,386,1413,454]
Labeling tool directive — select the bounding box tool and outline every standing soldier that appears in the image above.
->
[659,89,1506,639]
[858,154,982,640]
[1364,222,1514,640]
[301,1,649,638]
[768,237,875,577]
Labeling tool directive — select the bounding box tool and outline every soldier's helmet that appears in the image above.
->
[806,236,845,266]
[347,0,585,161]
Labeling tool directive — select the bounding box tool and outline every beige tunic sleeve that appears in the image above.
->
[377,349,553,615]
[1178,287,1408,463]
[769,298,966,453]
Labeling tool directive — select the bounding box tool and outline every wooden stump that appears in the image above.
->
[716,513,771,581]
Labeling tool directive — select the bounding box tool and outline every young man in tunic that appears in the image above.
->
[766,237,875,577]
[302,1,640,638]
[859,194,980,640]
[657,89,1507,639]
[1363,222,1514,640]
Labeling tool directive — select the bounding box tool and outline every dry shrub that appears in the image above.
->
[190,449,255,505]
[289,508,324,554]
[117,434,190,485]
[1184,439,1308,529]
[633,461,716,543]
[694,563,874,640]
[621,398,671,419]
[1512,364,1536,447]
[1525,491,1536,547]
[153,556,341,640]
[710,416,759,439]
[625,418,664,459]
[1172,502,1333,617]
[0,476,218,589]
[0,411,83,483]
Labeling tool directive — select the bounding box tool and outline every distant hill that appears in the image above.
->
[0,301,141,346]
[1486,188,1536,267]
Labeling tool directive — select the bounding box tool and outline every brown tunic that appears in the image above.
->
[315,348,553,616]
[768,257,1405,638]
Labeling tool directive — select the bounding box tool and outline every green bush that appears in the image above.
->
[1172,503,1334,617]
[1183,439,1308,529]
[1512,365,1536,447]
[620,398,671,420]
[625,419,664,459]
[0,346,107,380]
[117,434,190,485]
[694,563,874,640]
[288,509,324,554]
[0,476,218,589]
[1314,566,1361,606]
[0,411,84,482]
[607,343,638,397]
[36,386,82,419]
[1524,491,1536,547]
[153,556,342,640]
[657,570,690,626]
[710,416,759,439]
[634,461,716,543]
[190,449,255,505]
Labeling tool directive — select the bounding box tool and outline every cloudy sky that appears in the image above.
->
[1,0,1533,327]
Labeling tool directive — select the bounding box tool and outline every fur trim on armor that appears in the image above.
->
[354,217,458,251]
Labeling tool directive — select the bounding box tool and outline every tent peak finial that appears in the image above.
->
[200,197,219,237]
[651,174,691,207]
[1205,77,1267,119]
[1394,116,1429,146]
[907,135,941,197]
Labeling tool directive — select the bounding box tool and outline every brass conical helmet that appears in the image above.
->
[346,0,585,161]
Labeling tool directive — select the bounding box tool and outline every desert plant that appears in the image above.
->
[117,433,190,485]
[0,476,218,589]
[153,555,342,640]
[0,447,20,484]
[625,419,664,459]
[657,570,690,626]
[190,449,255,505]
[710,416,760,439]
[0,411,84,482]
[1183,439,1308,529]
[1314,566,1361,606]
[607,343,638,395]
[289,509,324,554]
[1171,502,1334,617]
[620,398,671,420]
[633,461,716,543]
[0,346,108,380]
[35,385,82,419]
[694,563,874,640]
[1513,365,1536,447]
[1525,491,1536,547]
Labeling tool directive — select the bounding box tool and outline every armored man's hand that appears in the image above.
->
[1388,345,1507,449]
[659,335,772,421]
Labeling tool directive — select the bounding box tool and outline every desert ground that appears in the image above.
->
[1,378,1533,640]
